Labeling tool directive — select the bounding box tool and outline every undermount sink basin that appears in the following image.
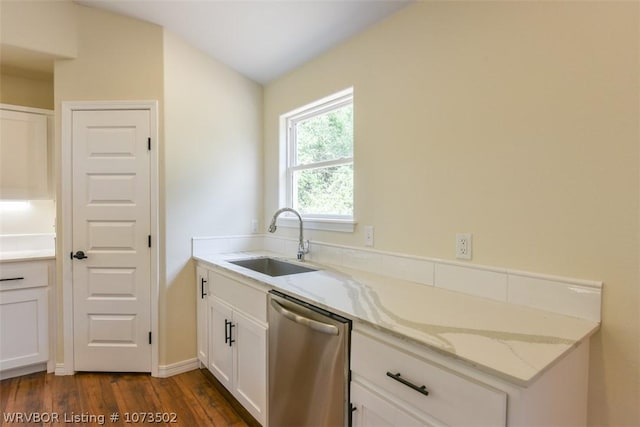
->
[229,257,317,277]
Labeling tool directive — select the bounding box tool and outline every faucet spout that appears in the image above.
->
[268,207,309,261]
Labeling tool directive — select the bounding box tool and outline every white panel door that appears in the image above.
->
[72,110,151,372]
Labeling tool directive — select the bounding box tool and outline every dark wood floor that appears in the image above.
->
[0,368,257,426]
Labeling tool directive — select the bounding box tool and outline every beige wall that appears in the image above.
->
[0,0,77,59]
[54,6,163,103]
[0,71,53,110]
[162,31,262,364]
[53,4,165,362]
[264,2,639,425]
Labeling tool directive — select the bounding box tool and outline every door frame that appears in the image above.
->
[60,101,159,376]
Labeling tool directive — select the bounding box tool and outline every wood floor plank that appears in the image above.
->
[149,376,203,426]
[51,375,81,419]
[2,373,44,421]
[76,372,117,422]
[173,370,248,427]
[0,369,255,427]
[41,373,54,416]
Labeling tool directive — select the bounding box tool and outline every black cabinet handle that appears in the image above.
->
[386,372,429,396]
[200,278,207,299]
[228,323,235,347]
[0,277,24,282]
[224,319,231,344]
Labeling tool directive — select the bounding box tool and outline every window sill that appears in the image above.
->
[277,217,356,233]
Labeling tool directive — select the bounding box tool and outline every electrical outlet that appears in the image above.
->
[251,219,259,234]
[364,226,374,247]
[455,233,472,260]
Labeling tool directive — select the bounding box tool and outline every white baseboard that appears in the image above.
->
[54,363,71,376]
[157,358,199,378]
[52,360,198,378]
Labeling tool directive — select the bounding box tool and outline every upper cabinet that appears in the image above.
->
[0,105,52,199]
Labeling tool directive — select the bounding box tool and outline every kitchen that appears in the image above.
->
[0,1,638,426]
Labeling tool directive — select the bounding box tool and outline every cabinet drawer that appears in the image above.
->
[351,330,506,426]
[0,262,49,291]
[210,271,266,323]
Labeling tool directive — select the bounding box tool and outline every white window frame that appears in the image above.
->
[279,88,356,232]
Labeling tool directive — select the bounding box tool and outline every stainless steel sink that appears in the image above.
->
[229,257,317,277]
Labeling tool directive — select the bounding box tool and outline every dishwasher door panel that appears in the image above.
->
[268,292,350,427]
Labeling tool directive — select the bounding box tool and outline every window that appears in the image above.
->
[282,88,354,229]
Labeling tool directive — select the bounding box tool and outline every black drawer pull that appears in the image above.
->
[0,277,24,282]
[201,278,207,299]
[224,319,231,344]
[386,371,429,396]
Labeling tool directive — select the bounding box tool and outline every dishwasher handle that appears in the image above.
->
[270,299,339,336]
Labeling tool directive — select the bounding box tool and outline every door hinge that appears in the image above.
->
[148,235,151,248]
[148,137,151,150]
[148,331,152,344]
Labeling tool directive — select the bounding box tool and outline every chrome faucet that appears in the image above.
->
[268,207,310,261]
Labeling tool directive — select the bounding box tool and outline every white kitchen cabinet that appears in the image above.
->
[232,308,267,419]
[196,266,209,367]
[0,260,52,378]
[0,105,52,199]
[351,326,590,427]
[208,296,233,388]
[206,269,267,425]
[352,329,506,427]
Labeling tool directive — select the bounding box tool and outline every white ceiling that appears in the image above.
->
[76,0,410,84]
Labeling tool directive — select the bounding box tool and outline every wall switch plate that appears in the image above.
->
[456,233,472,260]
[364,225,374,247]
[251,219,259,234]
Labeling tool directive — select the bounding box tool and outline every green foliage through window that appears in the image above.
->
[294,164,353,216]
[295,105,353,165]
[287,91,354,218]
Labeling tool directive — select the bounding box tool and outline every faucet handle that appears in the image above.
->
[297,240,310,261]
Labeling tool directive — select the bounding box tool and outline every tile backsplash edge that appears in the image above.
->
[192,235,602,322]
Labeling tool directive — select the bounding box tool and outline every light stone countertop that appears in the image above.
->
[194,251,599,387]
[0,249,55,262]
[0,234,56,262]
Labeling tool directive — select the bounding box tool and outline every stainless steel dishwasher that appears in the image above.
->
[268,290,351,427]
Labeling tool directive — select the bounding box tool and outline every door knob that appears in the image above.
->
[71,250,88,260]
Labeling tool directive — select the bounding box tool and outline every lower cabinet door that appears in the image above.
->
[233,310,267,425]
[351,381,430,427]
[0,288,48,371]
[208,297,233,388]
[208,295,267,425]
[196,266,208,366]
